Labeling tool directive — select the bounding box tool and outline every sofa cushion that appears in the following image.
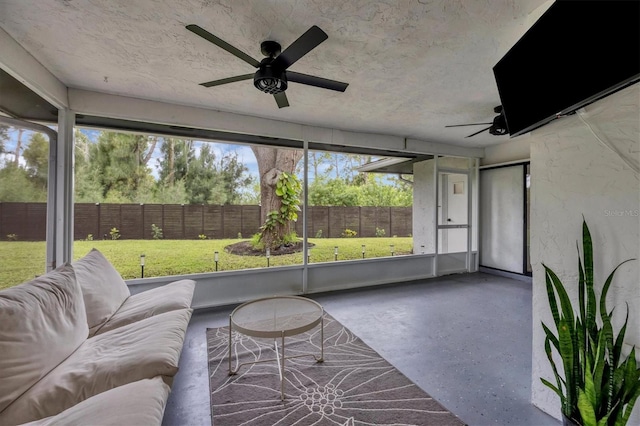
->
[0,308,192,424]
[0,264,88,415]
[20,377,170,426]
[95,279,195,335]
[72,248,130,336]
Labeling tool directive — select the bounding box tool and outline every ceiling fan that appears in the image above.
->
[186,24,349,108]
[445,105,508,138]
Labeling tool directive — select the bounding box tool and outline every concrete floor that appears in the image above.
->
[162,272,560,426]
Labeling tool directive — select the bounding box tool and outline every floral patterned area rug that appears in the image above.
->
[206,312,466,425]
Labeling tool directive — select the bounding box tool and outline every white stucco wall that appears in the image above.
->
[413,160,436,254]
[530,83,640,422]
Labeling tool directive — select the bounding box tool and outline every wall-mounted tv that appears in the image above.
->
[493,1,640,137]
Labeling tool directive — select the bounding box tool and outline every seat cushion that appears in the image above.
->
[95,279,195,335]
[0,264,87,415]
[20,377,170,426]
[72,248,131,336]
[0,308,192,424]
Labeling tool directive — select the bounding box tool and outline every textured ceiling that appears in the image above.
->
[0,0,550,148]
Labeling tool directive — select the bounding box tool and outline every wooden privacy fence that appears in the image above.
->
[0,203,412,241]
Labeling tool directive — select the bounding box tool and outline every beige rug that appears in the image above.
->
[207,312,466,425]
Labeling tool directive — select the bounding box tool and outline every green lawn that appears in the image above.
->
[0,237,413,290]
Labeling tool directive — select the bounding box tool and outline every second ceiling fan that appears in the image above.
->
[186,24,349,108]
[445,105,508,138]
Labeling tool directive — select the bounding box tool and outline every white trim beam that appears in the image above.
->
[0,27,68,109]
[69,89,485,158]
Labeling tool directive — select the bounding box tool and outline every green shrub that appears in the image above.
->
[341,229,357,238]
[198,234,207,240]
[151,223,163,240]
[109,227,120,240]
[315,229,323,238]
[6,234,17,241]
[375,227,386,237]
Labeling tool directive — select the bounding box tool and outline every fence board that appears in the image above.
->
[184,205,204,239]
[0,203,412,241]
[203,205,223,239]
[121,204,143,240]
[162,205,184,239]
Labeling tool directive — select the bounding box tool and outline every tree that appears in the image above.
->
[0,125,8,154]
[89,131,156,202]
[74,130,104,203]
[0,163,47,202]
[251,146,303,248]
[217,150,253,204]
[22,133,49,191]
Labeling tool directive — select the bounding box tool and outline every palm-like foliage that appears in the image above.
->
[541,219,640,426]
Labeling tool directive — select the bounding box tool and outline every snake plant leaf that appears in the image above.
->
[578,388,598,426]
[623,348,638,397]
[621,380,640,425]
[584,357,597,407]
[613,307,629,367]
[559,316,576,413]
[544,334,565,396]
[544,264,575,329]
[543,264,561,326]
[541,377,565,400]
[592,331,606,408]
[578,241,586,335]
[543,322,560,351]
[582,220,597,340]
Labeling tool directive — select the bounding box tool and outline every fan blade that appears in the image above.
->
[445,122,493,128]
[287,71,348,92]
[200,74,254,88]
[274,92,289,108]
[186,25,260,68]
[466,126,492,138]
[272,26,328,70]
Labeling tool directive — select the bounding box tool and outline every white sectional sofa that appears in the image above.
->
[0,248,196,425]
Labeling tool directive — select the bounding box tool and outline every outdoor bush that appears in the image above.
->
[109,227,120,240]
[342,229,357,238]
[86,234,93,241]
[151,223,163,240]
[315,229,323,238]
[198,234,207,240]
[375,227,386,237]
[6,234,17,241]
[237,232,242,239]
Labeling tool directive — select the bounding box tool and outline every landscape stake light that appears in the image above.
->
[334,246,338,261]
[421,245,425,254]
[266,248,270,267]
[307,248,311,263]
[140,254,145,278]
[214,251,219,271]
[390,244,395,256]
[361,244,366,259]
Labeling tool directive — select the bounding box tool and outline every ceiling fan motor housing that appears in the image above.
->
[254,59,288,94]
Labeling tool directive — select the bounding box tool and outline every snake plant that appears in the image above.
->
[541,219,640,426]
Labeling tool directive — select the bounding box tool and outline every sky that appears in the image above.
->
[1,125,388,183]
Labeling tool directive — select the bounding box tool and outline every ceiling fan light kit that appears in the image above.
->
[186,24,349,108]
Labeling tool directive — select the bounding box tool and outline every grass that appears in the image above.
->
[0,237,413,290]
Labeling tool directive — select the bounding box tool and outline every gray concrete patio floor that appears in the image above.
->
[162,271,560,426]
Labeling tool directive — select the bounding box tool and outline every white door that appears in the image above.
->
[438,172,468,254]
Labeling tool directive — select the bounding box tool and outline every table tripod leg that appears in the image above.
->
[319,313,324,362]
[280,332,285,401]
[228,315,234,375]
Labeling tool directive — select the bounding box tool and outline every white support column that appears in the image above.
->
[302,138,309,293]
[55,109,75,267]
[433,156,439,276]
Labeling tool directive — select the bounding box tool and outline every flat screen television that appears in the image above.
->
[493,0,640,137]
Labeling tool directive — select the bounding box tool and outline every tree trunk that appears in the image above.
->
[251,146,303,247]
